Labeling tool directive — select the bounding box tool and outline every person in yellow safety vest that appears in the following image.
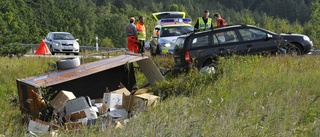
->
[135,16,146,54]
[194,10,214,31]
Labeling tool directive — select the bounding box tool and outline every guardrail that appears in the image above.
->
[19,44,127,54]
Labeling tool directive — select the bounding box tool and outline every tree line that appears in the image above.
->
[0,0,320,48]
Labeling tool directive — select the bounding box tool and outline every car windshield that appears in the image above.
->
[53,33,75,40]
[161,26,194,37]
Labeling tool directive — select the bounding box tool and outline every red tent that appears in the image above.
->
[35,40,51,55]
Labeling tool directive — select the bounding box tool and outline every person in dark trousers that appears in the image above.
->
[126,17,138,53]
[213,13,227,27]
[194,10,214,31]
[135,16,146,54]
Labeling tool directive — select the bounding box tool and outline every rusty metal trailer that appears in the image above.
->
[16,54,164,120]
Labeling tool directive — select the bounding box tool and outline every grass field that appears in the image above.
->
[0,54,320,136]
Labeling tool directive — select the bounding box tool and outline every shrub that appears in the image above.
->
[0,44,30,58]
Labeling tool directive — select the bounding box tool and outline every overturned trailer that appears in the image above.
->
[16,54,164,121]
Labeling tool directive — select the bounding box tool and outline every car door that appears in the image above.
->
[188,32,213,67]
[237,28,278,54]
[213,30,249,56]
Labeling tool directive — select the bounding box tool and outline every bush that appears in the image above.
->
[0,44,30,58]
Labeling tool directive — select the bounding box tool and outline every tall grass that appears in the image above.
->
[115,55,320,136]
[1,55,320,136]
[0,56,57,135]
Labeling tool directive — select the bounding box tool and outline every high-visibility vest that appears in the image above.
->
[217,18,227,27]
[198,17,212,31]
[136,22,146,40]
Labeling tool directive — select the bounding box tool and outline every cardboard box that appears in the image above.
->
[135,93,160,107]
[129,93,160,113]
[65,110,87,122]
[50,90,76,111]
[27,119,50,134]
[103,88,131,111]
[64,122,85,131]
[131,87,150,95]
[108,109,128,121]
[65,108,98,122]
[65,96,91,115]
[93,98,104,103]
[84,107,98,120]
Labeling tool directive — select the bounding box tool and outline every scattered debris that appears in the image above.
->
[16,54,164,135]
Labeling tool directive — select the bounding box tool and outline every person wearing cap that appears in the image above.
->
[135,16,146,54]
[213,13,227,27]
[194,10,214,31]
[126,17,138,53]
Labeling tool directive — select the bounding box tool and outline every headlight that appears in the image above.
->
[303,36,310,41]
[74,42,80,48]
[54,43,59,46]
[160,43,171,47]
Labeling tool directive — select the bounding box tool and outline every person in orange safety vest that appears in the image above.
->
[213,13,227,27]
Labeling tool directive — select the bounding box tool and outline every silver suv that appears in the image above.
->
[44,32,80,55]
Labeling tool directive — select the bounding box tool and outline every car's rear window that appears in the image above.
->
[191,35,209,48]
[175,37,185,49]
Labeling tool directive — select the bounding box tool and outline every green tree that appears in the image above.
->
[305,0,320,47]
[263,16,276,32]
[100,36,114,48]
[169,4,179,11]
[240,10,256,25]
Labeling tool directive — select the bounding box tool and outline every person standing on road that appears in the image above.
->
[136,16,146,54]
[194,10,214,31]
[126,17,138,53]
[213,13,227,27]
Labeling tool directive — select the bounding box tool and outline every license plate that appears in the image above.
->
[64,46,72,49]
[162,49,168,53]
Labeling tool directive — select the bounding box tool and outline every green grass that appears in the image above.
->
[1,54,320,136]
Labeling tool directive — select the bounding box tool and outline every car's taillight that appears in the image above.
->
[185,51,191,64]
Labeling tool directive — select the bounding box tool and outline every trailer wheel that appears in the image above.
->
[56,57,80,70]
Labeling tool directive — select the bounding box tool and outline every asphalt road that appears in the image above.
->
[311,49,320,55]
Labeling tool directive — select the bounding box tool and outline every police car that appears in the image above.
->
[150,12,194,56]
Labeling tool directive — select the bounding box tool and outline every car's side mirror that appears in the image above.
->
[266,34,273,39]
